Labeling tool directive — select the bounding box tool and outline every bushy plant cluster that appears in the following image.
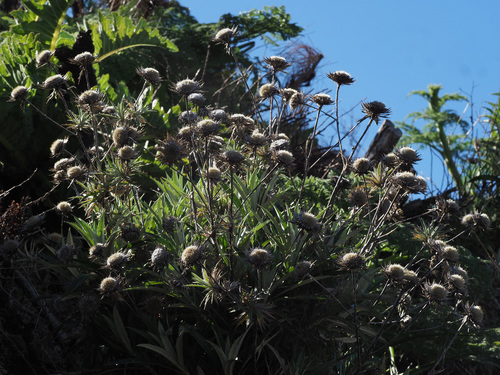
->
[1,18,498,374]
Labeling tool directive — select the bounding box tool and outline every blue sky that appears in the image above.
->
[186,0,500,190]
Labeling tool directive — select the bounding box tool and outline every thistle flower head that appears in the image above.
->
[151,247,169,267]
[294,260,313,278]
[383,152,398,168]
[441,245,459,262]
[136,67,162,85]
[57,244,76,263]
[289,91,305,109]
[294,211,321,232]
[326,71,355,86]
[425,282,448,302]
[214,27,237,44]
[89,243,105,257]
[107,252,128,268]
[197,119,219,137]
[352,157,372,175]
[118,145,137,161]
[394,146,421,165]
[36,50,53,66]
[155,138,184,165]
[451,266,469,283]
[384,264,405,281]
[311,93,333,107]
[72,51,95,66]
[339,252,364,271]
[274,150,294,166]
[50,138,68,156]
[403,269,419,284]
[41,74,66,90]
[361,101,391,123]
[259,83,278,99]
[468,305,484,324]
[99,277,118,293]
[247,248,271,269]
[461,211,491,231]
[181,245,203,267]
[222,150,245,166]
[207,165,222,181]
[56,201,72,214]
[263,56,291,72]
[230,114,255,127]
[78,90,104,107]
[349,187,369,208]
[173,78,202,96]
[53,158,73,171]
[120,224,141,242]
[9,85,29,102]
[449,274,466,291]
[210,109,228,123]
[280,88,298,101]
[188,92,205,106]
[162,216,179,234]
[391,171,427,193]
[67,165,85,180]
[178,110,198,125]
[247,130,267,147]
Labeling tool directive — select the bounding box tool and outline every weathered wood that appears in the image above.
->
[364,119,402,161]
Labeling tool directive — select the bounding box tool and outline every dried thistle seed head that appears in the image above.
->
[214,27,237,44]
[339,252,364,271]
[361,101,391,123]
[118,145,137,160]
[294,260,313,278]
[264,55,291,72]
[89,243,105,257]
[247,130,267,147]
[222,150,245,166]
[247,248,271,268]
[207,165,222,181]
[349,187,369,208]
[451,266,468,282]
[295,212,321,232]
[53,170,66,183]
[181,245,203,267]
[352,157,372,175]
[9,85,29,102]
[449,274,466,291]
[270,138,290,151]
[208,136,225,152]
[383,152,399,168]
[230,113,255,127]
[78,90,104,106]
[56,201,72,214]
[326,71,355,86]
[461,212,491,231]
[394,146,421,165]
[384,264,405,281]
[155,138,184,165]
[289,91,305,109]
[72,51,95,66]
[188,92,205,106]
[36,50,53,66]
[274,150,294,166]
[173,79,202,96]
[99,276,118,293]
[259,83,278,99]
[436,198,460,217]
[151,247,169,267]
[391,171,427,193]
[67,165,85,180]
[120,224,141,242]
[136,67,162,85]
[113,127,129,147]
[280,88,298,101]
[311,93,333,107]
[197,119,219,137]
[57,244,76,263]
[442,246,459,262]
[41,74,66,90]
[162,216,179,234]
[403,269,419,284]
[469,305,484,324]
[426,282,448,302]
[107,252,128,268]
[50,138,68,156]
[210,109,228,123]
[178,110,198,125]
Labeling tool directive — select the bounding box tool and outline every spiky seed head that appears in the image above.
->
[208,136,225,152]
[449,274,466,291]
[442,246,459,262]
[452,266,469,282]
[89,243,105,257]
[222,150,245,165]
[112,127,129,147]
[295,261,313,278]
[259,83,278,99]
[107,252,127,268]
[53,170,66,183]
[263,55,291,72]
[78,90,103,106]
[385,264,405,281]
[99,277,118,292]
[42,74,66,89]
[36,50,53,66]
[121,224,141,242]
[248,130,267,147]
[136,67,162,85]
[391,171,427,193]
[247,248,271,268]
[311,93,333,107]
[436,198,460,217]
[9,85,29,102]
[56,201,72,214]
[383,152,399,168]
[289,91,305,109]
[118,145,137,160]
[352,157,371,175]
[214,27,237,44]
[461,212,491,230]
[181,245,203,267]
[197,119,219,137]
[207,165,222,181]
[427,282,448,302]
[361,101,391,123]
[178,110,198,125]
[50,138,68,156]
[270,139,290,151]
[403,269,419,284]
[162,216,179,234]
[395,146,421,165]
[57,244,76,263]
[339,252,364,270]
[295,212,321,232]
[230,114,254,127]
[151,247,169,267]
[274,150,294,166]
[188,92,205,106]
[210,109,228,122]
[326,71,355,86]
[349,187,369,208]
[469,305,484,324]
[155,138,184,165]
[173,79,202,96]
[73,51,95,66]
[67,165,84,180]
